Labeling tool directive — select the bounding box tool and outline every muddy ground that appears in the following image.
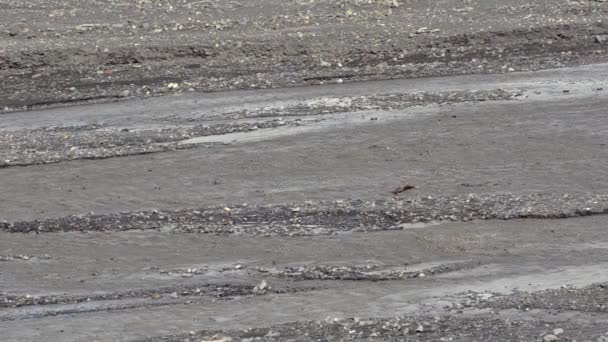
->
[2,0,608,341]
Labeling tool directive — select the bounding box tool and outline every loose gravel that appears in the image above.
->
[3,193,607,234]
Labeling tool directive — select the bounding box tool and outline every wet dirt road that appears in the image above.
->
[2,0,608,340]
[1,63,608,341]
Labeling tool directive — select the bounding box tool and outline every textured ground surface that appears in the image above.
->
[3,0,608,111]
[2,1,608,341]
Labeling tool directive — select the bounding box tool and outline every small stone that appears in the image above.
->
[169,292,178,298]
[167,82,179,90]
[253,279,269,295]
[264,330,280,338]
[416,324,424,333]
[543,334,558,342]
[553,328,564,335]
[200,335,232,342]
[595,35,608,43]
[477,293,493,300]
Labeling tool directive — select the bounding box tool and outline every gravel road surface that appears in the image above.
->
[2,1,608,341]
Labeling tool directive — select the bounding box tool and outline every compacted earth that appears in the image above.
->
[2,0,608,341]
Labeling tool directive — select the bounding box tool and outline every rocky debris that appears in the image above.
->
[157,263,247,278]
[159,267,207,278]
[469,282,608,312]
[136,314,608,342]
[2,193,607,235]
[196,89,523,121]
[0,254,50,262]
[256,261,480,281]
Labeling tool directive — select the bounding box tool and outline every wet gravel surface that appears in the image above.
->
[3,2,608,340]
[210,89,522,121]
[0,119,304,167]
[3,193,606,234]
[0,89,520,167]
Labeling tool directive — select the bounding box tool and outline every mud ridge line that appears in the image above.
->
[257,260,481,281]
[0,283,255,309]
[0,119,307,168]
[0,298,192,323]
[3,193,607,235]
[0,286,317,322]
